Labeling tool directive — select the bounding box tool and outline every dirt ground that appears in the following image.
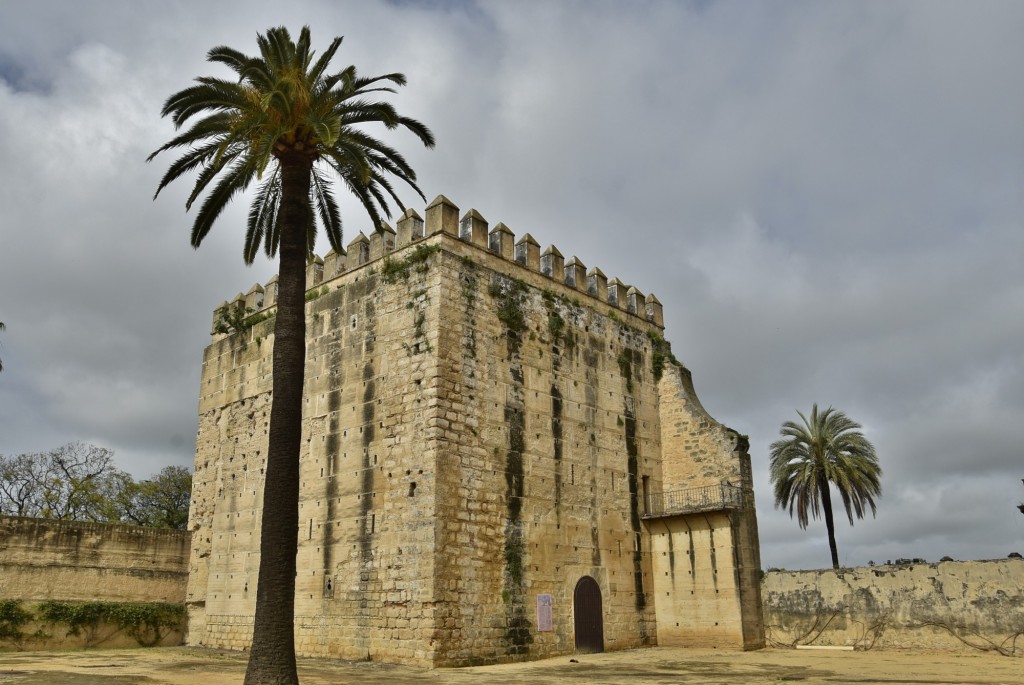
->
[0,646,1021,685]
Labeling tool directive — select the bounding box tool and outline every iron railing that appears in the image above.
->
[643,483,751,518]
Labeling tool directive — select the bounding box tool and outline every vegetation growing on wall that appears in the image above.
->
[502,403,532,650]
[489,276,528,352]
[647,331,678,382]
[622,407,647,617]
[460,270,478,309]
[0,600,184,648]
[547,310,565,340]
[0,600,35,645]
[617,353,634,394]
[494,272,532,650]
[460,265,479,360]
[403,292,431,356]
[214,301,275,335]
[37,600,185,647]
[380,243,441,283]
[304,285,329,302]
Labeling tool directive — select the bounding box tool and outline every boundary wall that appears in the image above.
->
[0,516,190,603]
[0,516,190,650]
[762,559,1024,655]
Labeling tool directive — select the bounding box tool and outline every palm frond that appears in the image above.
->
[190,159,258,247]
[160,80,250,128]
[310,169,343,252]
[353,72,407,89]
[308,37,344,85]
[152,25,434,267]
[207,46,252,77]
[245,169,281,263]
[295,26,312,71]
[398,115,436,148]
[186,148,241,210]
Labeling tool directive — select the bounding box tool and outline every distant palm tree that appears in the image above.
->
[149,26,433,685]
[769,404,881,569]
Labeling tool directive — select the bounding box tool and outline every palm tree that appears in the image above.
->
[769,404,881,570]
[149,26,433,685]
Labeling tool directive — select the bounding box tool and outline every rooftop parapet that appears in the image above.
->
[459,209,488,248]
[306,255,324,289]
[489,222,514,260]
[587,267,607,301]
[213,195,666,334]
[211,300,229,335]
[347,233,370,271]
[396,208,424,246]
[645,294,664,328]
[564,257,586,291]
[540,245,564,280]
[626,286,644,315]
[515,233,540,270]
[607,278,627,309]
[245,284,265,312]
[369,223,396,262]
[425,195,458,237]
[323,248,345,281]
[264,275,279,308]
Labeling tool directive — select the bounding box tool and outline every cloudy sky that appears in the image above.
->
[0,0,1021,571]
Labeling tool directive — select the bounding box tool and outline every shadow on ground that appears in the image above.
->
[0,645,1019,685]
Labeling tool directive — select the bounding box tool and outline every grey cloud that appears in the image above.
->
[0,0,1021,571]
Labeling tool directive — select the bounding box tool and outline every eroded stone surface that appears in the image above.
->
[190,201,762,666]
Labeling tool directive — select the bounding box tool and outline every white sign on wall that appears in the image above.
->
[537,593,553,632]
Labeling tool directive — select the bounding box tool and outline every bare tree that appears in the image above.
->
[0,444,192,529]
[0,443,124,520]
[0,452,47,516]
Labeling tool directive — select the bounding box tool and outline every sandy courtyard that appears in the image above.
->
[0,646,1020,685]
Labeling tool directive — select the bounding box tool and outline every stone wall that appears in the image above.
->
[648,365,764,650]
[189,231,666,665]
[0,516,190,603]
[0,516,190,651]
[762,559,1024,655]
[189,195,761,666]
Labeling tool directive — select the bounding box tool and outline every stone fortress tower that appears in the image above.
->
[186,195,765,666]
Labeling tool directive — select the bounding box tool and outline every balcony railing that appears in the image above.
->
[643,483,751,518]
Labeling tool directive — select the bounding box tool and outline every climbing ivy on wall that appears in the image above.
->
[0,600,35,643]
[34,601,186,647]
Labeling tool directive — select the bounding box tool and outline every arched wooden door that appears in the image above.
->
[573,575,604,653]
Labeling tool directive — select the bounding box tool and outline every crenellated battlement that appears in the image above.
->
[212,194,664,334]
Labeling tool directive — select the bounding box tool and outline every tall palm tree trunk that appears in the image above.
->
[244,158,311,685]
[819,474,840,569]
